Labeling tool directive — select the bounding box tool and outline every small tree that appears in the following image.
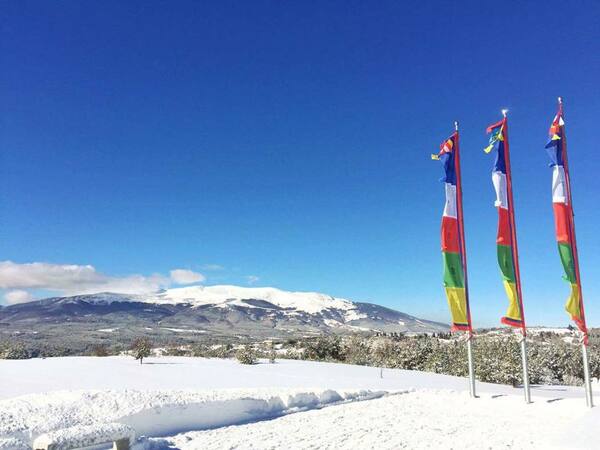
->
[131,337,152,364]
[268,341,276,364]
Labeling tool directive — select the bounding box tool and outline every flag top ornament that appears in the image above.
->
[545,99,588,338]
[433,129,472,332]
[484,112,526,332]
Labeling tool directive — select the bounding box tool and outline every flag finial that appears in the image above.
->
[501,109,508,118]
[454,121,459,131]
[558,96,563,105]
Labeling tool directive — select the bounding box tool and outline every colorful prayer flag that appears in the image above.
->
[545,103,588,335]
[485,116,525,329]
[434,132,471,332]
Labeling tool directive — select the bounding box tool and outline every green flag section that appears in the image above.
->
[557,242,576,283]
[497,244,516,283]
[442,252,464,288]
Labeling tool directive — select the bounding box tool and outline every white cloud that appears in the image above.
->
[0,261,169,296]
[170,269,205,285]
[245,275,260,285]
[4,289,33,305]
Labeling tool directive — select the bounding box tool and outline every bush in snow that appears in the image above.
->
[588,347,600,381]
[130,337,153,364]
[342,335,371,365]
[473,337,522,386]
[162,345,192,357]
[193,343,234,358]
[0,342,30,360]
[424,341,468,377]
[304,336,344,361]
[287,332,599,387]
[370,337,395,366]
[236,345,257,365]
[191,344,209,357]
[91,344,111,357]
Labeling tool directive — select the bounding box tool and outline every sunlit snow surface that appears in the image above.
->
[149,285,357,314]
[0,356,597,449]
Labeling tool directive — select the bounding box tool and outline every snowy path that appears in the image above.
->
[156,390,587,450]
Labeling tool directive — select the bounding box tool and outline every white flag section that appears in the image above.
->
[443,183,457,218]
[551,165,568,204]
[492,171,508,209]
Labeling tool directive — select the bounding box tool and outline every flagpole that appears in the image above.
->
[454,120,477,398]
[558,97,594,407]
[501,109,531,404]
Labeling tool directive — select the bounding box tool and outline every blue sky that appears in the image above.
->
[1,1,599,327]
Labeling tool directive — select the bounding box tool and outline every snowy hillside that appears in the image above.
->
[0,356,597,449]
[0,286,448,350]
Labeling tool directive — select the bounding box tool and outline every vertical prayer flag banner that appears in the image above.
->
[433,132,471,332]
[545,102,588,335]
[484,117,525,329]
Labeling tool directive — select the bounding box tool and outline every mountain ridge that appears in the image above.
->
[0,285,449,351]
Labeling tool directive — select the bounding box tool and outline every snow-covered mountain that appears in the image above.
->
[0,285,448,348]
[82,285,366,322]
[150,285,359,315]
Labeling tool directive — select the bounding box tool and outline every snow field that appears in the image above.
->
[0,356,598,449]
[2,355,594,400]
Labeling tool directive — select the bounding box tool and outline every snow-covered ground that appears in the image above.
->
[0,356,597,449]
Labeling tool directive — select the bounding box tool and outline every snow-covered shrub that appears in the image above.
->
[162,345,192,357]
[236,345,257,365]
[563,374,583,386]
[343,335,371,365]
[193,343,234,359]
[304,336,343,361]
[424,341,468,377]
[588,346,600,381]
[1,342,30,360]
[91,344,110,357]
[370,337,397,367]
[472,337,522,386]
[391,339,433,371]
[191,344,210,357]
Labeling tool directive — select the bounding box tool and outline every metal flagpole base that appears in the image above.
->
[582,342,594,408]
[520,337,531,404]
[466,336,477,398]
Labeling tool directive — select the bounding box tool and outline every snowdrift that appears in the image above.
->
[0,387,389,447]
